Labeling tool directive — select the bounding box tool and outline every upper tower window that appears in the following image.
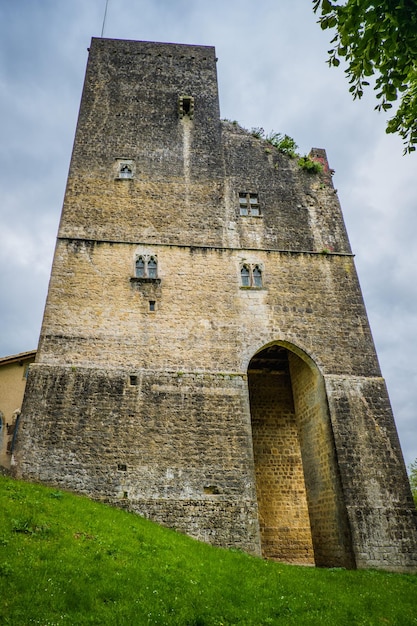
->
[116,159,134,179]
[239,192,260,216]
[178,95,195,120]
[119,164,133,178]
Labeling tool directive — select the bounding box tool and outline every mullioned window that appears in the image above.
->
[239,192,260,216]
[135,255,158,279]
[240,263,263,288]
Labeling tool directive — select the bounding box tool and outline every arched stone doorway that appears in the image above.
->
[248,342,355,568]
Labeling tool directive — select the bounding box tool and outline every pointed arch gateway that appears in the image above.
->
[248,341,356,568]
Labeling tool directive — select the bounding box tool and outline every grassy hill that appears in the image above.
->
[0,475,416,625]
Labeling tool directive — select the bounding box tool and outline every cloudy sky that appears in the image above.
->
[1,0,416,466]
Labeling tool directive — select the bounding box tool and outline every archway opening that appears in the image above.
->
[248,343,355,568]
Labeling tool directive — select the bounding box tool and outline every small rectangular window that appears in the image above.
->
[116,159,134,179]
[149,301,156,312]
[239,192,260,216]
[204,485,220,495]
[178,95,195,119]
[129,375,138,386]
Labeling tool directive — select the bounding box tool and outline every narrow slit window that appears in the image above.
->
[253,265,262,287]
[149,300,156,312]
[135,257,145,278]
[148,257,157,279]
[241,266,250,287]
[178,95,195,119]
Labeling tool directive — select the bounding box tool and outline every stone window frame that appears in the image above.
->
[135,254,158,279]
[238,192,261,217]
[115,159,135,180]
[240,263,264,289]
[241,264,251,287]
[131,254,161,284]
[252,265,263,287]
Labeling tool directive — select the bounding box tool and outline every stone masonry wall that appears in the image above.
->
[39,242,380,378]
[17,364,260,554]
[59,39,223,247]
[325,375,417,571]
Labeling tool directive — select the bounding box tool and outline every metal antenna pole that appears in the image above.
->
[101,0,109,38]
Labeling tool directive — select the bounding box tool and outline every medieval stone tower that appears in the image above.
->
[14,38,417,571]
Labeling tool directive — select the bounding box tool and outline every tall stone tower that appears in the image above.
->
[14,38,417,571]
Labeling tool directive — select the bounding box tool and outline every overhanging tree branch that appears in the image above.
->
[313,0,417,153]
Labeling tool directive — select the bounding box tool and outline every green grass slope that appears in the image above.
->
[1,476,416,625]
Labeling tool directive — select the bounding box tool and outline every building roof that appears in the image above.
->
[0,350,37,366]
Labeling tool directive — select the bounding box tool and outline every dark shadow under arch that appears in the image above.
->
[248,342,355,568]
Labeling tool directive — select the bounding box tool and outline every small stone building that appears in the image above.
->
[0,350,36,470]
[13,38,417,571]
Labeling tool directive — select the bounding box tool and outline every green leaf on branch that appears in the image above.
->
[313,0,417,152]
